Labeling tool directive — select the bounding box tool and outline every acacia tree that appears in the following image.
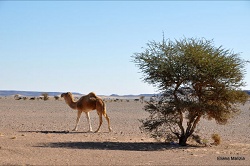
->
[133,37,248,146]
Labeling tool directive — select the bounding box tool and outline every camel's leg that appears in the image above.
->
[85,112,93,132]
[95,112,103,133]
[104,113,112,132]
[72,110,82,131]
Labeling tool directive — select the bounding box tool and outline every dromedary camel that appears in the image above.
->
[61,92,112,132]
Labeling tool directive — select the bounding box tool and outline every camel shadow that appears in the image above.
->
[36,141,201,151]
[19,130,90,134]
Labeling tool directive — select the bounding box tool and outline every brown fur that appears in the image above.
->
[61,92,112,132]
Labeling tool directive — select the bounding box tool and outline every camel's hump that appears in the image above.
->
[88,92,97,98]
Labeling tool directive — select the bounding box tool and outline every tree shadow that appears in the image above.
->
[36,141,202,151]
[20,131,204,151]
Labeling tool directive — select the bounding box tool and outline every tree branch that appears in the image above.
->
[187,114,201,137]
[178,110,185,136]
[169,127,180,138]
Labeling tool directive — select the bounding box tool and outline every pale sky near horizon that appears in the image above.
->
[0,1,249,95]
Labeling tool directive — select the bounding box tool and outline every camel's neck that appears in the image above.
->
[65,98,77,110]
[69,101,77,110]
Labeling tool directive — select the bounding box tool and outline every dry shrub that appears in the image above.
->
[212,133,221,145]
[54,96,60,100]
[14,94,21,100]
[41,93,49,101]
[192,134,202,144]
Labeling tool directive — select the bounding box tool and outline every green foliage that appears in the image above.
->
[133,37,248,146]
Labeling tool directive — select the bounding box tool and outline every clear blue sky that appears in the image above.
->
[0,1,249,95]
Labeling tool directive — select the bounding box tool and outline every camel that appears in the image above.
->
[61,92,112,133]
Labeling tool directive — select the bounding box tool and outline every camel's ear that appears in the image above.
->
[61,93,65,97]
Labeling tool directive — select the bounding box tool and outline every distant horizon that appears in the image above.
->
[0,89,159,97]
[0,89,249,97]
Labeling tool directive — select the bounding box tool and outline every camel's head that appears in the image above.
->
[61,92,76,109]
[61,92,73,99]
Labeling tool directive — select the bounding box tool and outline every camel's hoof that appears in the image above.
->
[94,130,100,133]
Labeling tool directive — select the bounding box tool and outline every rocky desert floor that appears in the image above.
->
[0,97,249,165]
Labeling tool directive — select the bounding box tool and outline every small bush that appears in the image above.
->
[41,93,49,101]
[14,94,21,100]
[54,96,60,100]
[212,133,221,145]
[192,134,202,144]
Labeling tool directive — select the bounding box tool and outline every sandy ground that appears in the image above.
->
[0,97,249,165]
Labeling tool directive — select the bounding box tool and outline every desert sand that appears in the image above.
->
[0,97,249,165]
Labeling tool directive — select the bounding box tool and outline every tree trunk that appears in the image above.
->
[179,135,188,146]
